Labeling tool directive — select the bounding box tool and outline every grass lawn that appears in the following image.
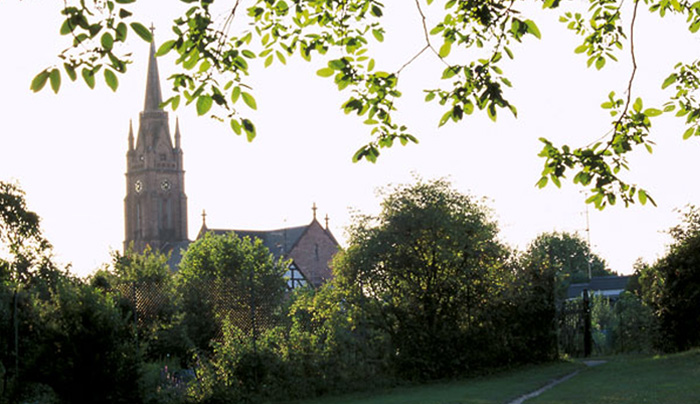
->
[291,349,700,404]
[291,361,584,404]
[531,349,700,404]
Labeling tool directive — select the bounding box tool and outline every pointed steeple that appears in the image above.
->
[143,38,163,112]
[175,117,182,149]
[128,119,134,150]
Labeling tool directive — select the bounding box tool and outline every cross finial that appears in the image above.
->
[149,23,156,35]
[312,203,318,220]
[324,214,329,230]
[201,209,207,227]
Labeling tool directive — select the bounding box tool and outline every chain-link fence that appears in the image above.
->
[109,278,289,354]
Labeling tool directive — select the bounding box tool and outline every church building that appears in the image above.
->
[124,39,338,289]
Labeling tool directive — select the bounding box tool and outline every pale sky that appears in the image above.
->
[1,1,698,277]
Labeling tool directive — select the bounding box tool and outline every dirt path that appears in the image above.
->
[505,360,607,404]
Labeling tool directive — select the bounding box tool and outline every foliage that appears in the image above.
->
[30,1,700,207]
[334,178,558,379]
[18,277,142,404]
[187,283,392,403]
[509,250,559,363]
[0,181,143,403]
[612,292,656,353]
[0,181,53,284]
[92,246,184,362]
[176,231,287,353]
[639,205,700,352]
[524,231,612,299]
[335,178,507,379]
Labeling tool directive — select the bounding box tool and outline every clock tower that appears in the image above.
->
[124,39,188,254]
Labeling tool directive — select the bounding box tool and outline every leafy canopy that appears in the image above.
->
[524,231,612,299]
[638,205,700,351]
[334,178,511,378]
[30,0,700,208]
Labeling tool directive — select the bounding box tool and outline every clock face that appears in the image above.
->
[134,180,143,193]
[161,179,171,191]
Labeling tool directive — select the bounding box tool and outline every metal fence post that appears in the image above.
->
[583,289,592,357]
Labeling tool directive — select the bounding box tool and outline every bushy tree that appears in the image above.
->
[0,181,141,403]
[525,231,612,299]
[177,232,287,353]
[507,251,559,363]
[92,246,184,362]
[335,178,511,379]
[640,206,700,352]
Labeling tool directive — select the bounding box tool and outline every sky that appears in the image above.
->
[0,1,698,277]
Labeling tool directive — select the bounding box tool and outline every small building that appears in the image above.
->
[196,207,339,289]
[566,275,632,301]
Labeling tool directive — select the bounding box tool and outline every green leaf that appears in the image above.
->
[586,193,600,205]
[276,50,286,65]
[242,119,256,141]
[368,59,375,72]
[64,63,77,81]
[595,56,606,70]
[372,28,384,42]
[231,86,241,104]
[524,19,541,39]
[241,92,257,110]
[104,69,118,91]
[167,94,181,110]
[644,108,662,117]
[690,19,700,33]
[550,174,561,188]
[115,22,127,42]
[633,97,643,113]
[438,41,452,58]
[504,46,514,59]
[156,40,176,56]
[242,49,256,59]
[317,67,334,77]
[438,110,452,127]
[638,189,648,205]
[230,119,242,135]
[264,54,273,67]
[536,176,548,189]
[329,59,345,70]
[49,69,61,94]
[82,68,95,89]
[683,127,695,140]
[196,95,213,116]
[101,32,114,51]
[574,44,588,54]
[130,22,152,42]
[30,70,50,92]
[662,74,677,89]
[60,19,73,35]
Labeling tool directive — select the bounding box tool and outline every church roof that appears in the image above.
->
[202,224,310,259]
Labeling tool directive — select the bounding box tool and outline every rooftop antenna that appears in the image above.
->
[584,198,592,280]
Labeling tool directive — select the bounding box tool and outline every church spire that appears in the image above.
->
[143,37,163,112]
